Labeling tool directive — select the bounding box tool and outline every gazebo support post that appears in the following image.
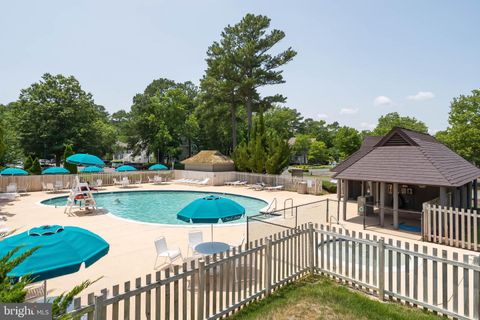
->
[439,186,447,207]
[393,183,399,230]
[380,182,385,227]
[467,182,473,209]
[342,180,348,221]
[474,180,478,209]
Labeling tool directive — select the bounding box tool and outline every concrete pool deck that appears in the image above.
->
[0,183,327,297]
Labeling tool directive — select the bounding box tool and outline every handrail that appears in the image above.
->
[262,198,277,214]
[328,215,346,229]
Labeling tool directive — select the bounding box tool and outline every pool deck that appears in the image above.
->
[0,183,327,297]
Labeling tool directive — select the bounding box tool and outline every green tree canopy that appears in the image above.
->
[13,74,114,164]
[332,126,361,160]
[264,106,303,139]
[293,134,313,164]
[128,79,198,162]
[371,112,428,136]
[308,140,329,164]
[435,89,480,164]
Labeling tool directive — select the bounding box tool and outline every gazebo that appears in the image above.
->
[181,150,234,172]
[332,127,480,230]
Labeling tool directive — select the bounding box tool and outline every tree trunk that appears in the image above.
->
[246,97,253,139]
[231,104,237,150]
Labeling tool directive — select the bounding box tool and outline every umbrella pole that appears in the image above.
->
[211,224,214,242]
[44,280,47,303]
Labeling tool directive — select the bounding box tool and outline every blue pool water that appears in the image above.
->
[41,190,267,225]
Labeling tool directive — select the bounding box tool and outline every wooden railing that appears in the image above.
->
[67,223,480,320]
[423,203,480,251]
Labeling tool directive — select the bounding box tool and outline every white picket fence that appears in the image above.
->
[423,203,480,251]
[67,223,480,320]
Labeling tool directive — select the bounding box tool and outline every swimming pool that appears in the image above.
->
[41,190,267,225]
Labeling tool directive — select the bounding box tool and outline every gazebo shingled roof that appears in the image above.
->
[332,127,480,187]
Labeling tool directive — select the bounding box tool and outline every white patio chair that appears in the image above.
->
[54,181,63,191]
[46,183,55,193]
[42,182,48,191]
[187,231,204,257]
[136,177,142,184]
[148,176,154,183]
[197,178,209,186]
[6,183,17,193]
[121,177,130,188]
[153,237,182,269]
[96,179,103,189]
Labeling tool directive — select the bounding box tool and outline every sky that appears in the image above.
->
[1,0,479,133]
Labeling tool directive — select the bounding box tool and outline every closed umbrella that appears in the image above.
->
[42,167,70,175]
[116,165,137,172]
[177,195,245,242]
[80,166,104,173]
[148,164,168,171]
[0,225,109,302]
[66,154,105,167]
[0,168,28,176]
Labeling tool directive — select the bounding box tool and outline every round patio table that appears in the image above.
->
[195,242,230,255]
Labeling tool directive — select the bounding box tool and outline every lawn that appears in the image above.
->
[228,276,440,320]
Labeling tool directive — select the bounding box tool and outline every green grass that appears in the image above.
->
[228,276,440,320]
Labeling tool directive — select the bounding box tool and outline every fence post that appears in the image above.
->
[326,199,329,223]
[422,203,427,241]
[198,259,206,320]
[93,295,105,320]
[308,223,315,274]
[265,238,273,296]
[246,216,250,248]
[378,238,385,301]
[474,256,480,320]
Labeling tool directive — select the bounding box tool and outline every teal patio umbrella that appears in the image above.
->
[148,164,168,171]
[42,167,70,175]
[80,166,104,173]
[116,165,137,172]
[66,154,105,167]
[0,168,28,176]
[177,195,245,241]
[0,225,109,302]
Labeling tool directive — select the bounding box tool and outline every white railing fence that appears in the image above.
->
[0,171,174,192]
[67,223,480,320]
[423,203,480,251]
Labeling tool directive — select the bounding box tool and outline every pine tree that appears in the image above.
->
[63,144,77,174]
[23,156,33,171]
[30,158,42,175]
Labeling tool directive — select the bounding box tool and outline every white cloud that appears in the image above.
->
[407,91,435,101]
[360,122,375,130]
[373,95,393,107]
[317,113,328,119]
[339,107,359,115]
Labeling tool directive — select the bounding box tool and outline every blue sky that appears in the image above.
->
[1,0,479,133]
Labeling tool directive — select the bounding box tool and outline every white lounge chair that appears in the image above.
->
[153,176,163,185]
[0,193,18,201]
[113,178,121,186]
[54,181,63,191]
[265,185,284,191]
[0,221,11,236]
[232,180,247,186]
[225,180,240,186]
[187,231,203,257]
[153,237,182,269]
[260,199,277,214]
[196,178,209,186]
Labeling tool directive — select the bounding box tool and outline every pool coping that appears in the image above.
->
[37,189,272,228]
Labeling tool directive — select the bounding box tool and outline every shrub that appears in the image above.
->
[29,158,42,175]
[63,144,77,174]
[322,180,337,193]
[24,156,33,171]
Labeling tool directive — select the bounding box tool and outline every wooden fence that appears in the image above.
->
[233,172,323,195]
[67,223,480,320]
[0,171,174,192]
[423,203,480,251]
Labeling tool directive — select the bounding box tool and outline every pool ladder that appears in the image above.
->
[283,198,294,218]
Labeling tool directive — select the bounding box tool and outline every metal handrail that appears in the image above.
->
[329,215,346,229]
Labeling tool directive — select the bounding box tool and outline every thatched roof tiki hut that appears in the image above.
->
[181,150,235,172]
[332,127,480,231]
